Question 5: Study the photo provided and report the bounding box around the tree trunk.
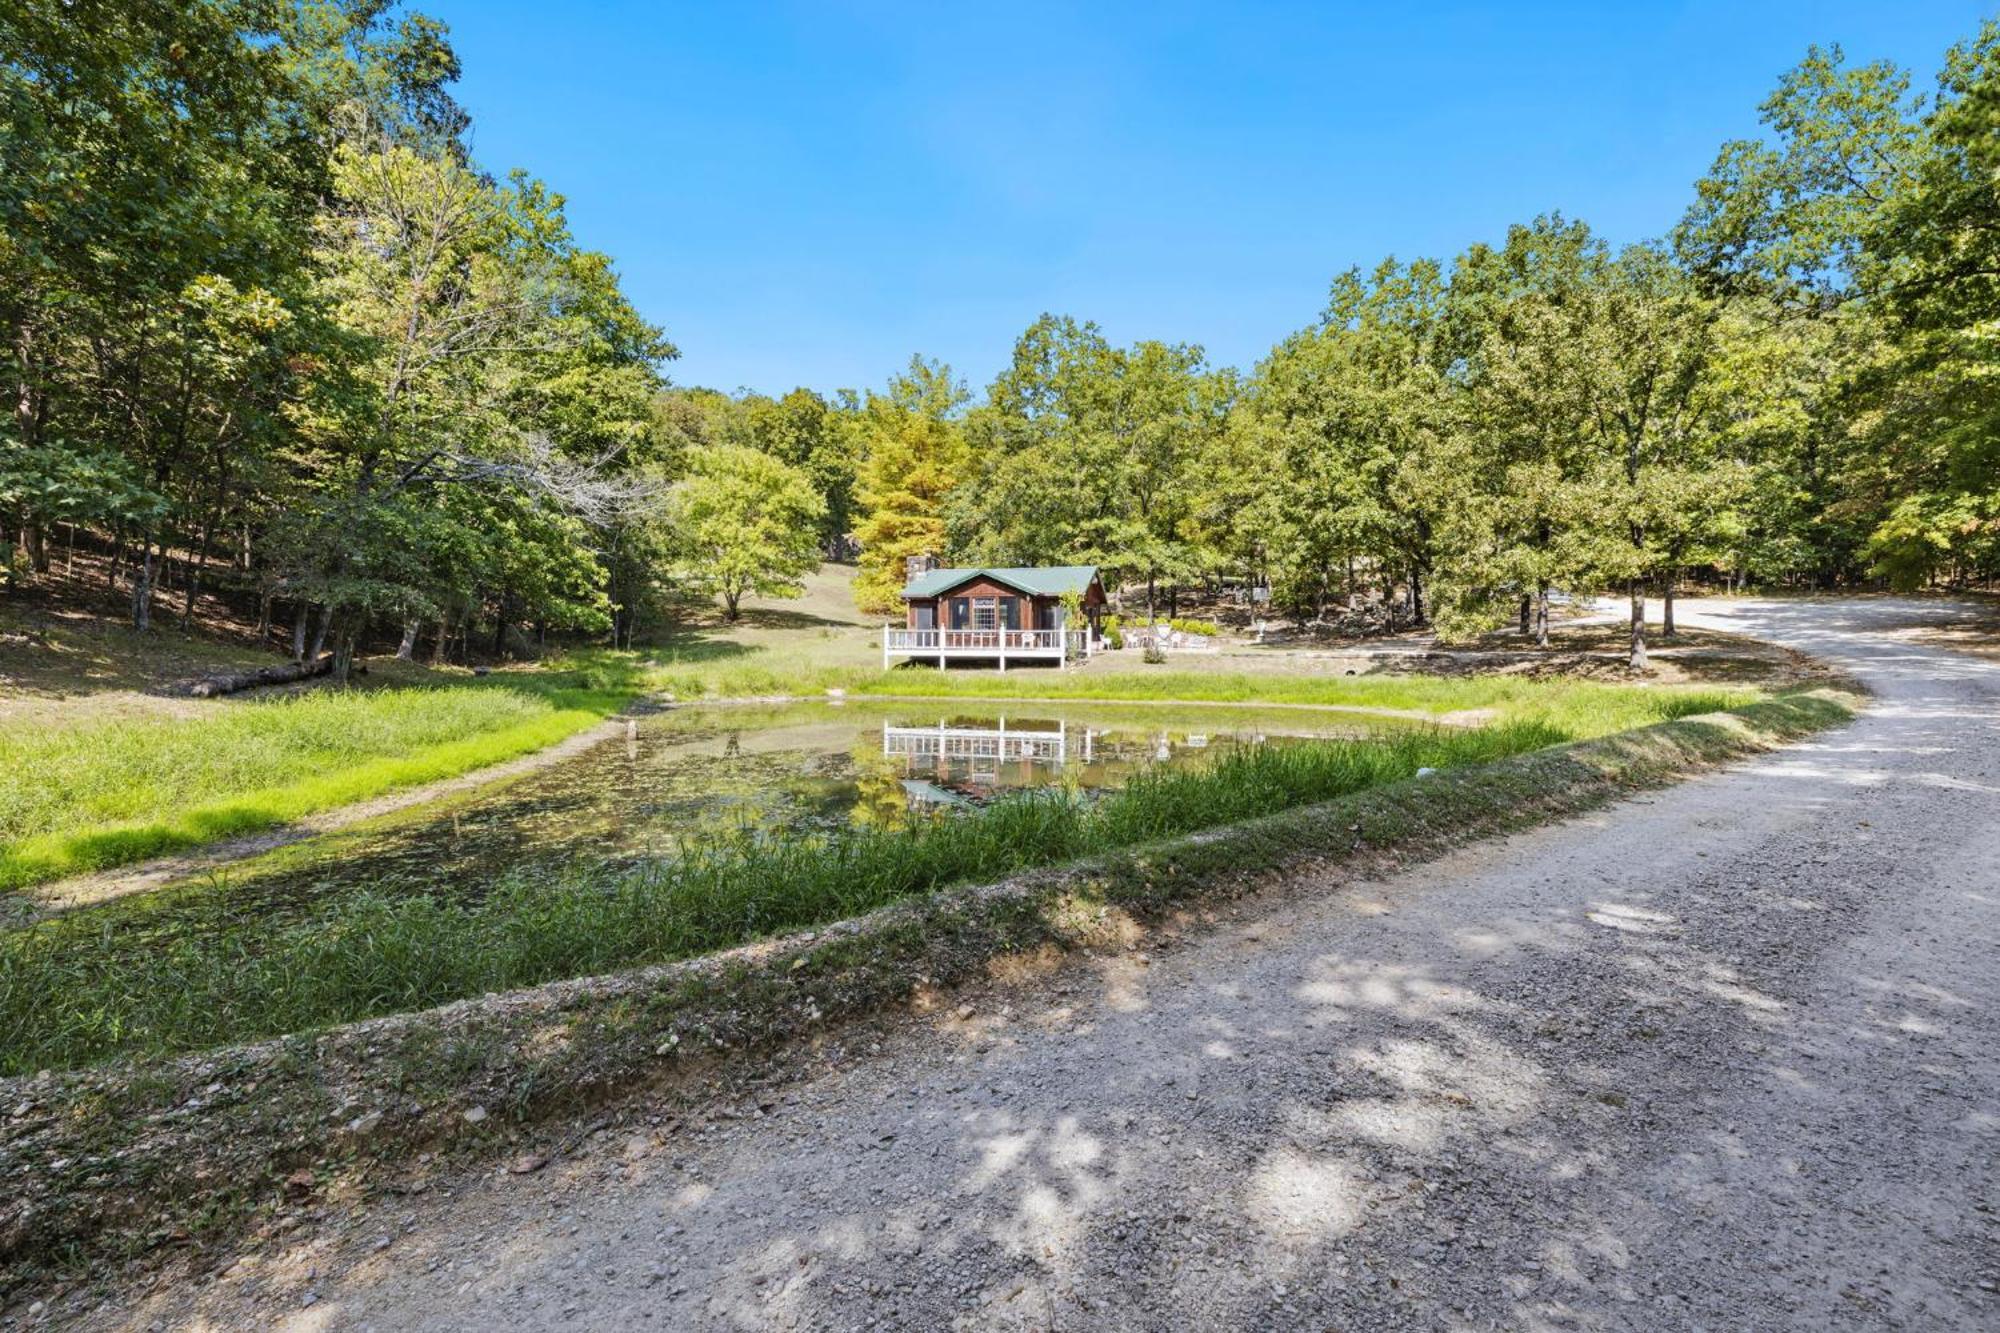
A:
[396,619,420,660]
[1146,574,1156,621]
[1662,574,1677,638]
[432,618,450,666]
[177,654,333,698]
[256,591,273,641]
[14,325,51,579]
[1535,584,1551,648]
[182,522,211,630]
[332,628,356,684]
[1628,581,1648,671]
[1518,594,1531,635]
[722,589,741,622]
[131,540,155,631]
[307,603,333,662]
[292,602,310,662]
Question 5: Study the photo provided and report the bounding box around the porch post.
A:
[882,625,891,670]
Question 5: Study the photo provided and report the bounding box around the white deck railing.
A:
[882,720,1072,763]
[883,626,1091,667]
[885,627,1065,653]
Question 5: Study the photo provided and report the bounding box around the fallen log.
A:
[171,654,335,699]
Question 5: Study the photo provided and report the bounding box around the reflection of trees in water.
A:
[847,741,914,831]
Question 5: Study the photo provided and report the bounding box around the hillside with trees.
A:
[832,24,2000,668]
[4,5,1997,675]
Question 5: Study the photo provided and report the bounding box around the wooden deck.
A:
[882,626,1092,669]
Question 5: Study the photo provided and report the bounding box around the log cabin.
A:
[882,559,1108,669]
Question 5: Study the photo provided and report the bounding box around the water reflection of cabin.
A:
[882,718,1092,769]
[883,717,1091,803]
[882,561,1107,669]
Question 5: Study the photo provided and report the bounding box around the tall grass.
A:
[1,722,1560,1072]
[0,670,637,890]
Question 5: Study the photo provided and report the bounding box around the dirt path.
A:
[86,598,1999,1331]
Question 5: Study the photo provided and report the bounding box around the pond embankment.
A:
[0,686,1855,1291]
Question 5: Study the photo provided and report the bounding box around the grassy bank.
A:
[642,642,878,700]
[0,665,640,891]
[2,722,1560,1073]
[633,636,1759,737]
[855,668,1753,739]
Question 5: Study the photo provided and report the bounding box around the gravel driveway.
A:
[102,597,1999,1332]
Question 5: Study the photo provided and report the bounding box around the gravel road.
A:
[97,597,1999,1332]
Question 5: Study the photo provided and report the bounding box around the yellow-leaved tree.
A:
[851,357,969,615]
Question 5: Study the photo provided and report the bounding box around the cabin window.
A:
[972,598,998,631]
[914,603,936,630]
[1033,603,1054,630]
[949,597,970,629]
[1001,598,1021,631]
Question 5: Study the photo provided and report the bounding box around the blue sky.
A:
[439,1,1990,396]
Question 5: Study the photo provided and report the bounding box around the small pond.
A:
[159,698,1426,922]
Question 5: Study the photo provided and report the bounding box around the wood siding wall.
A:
[904,575,1108,628]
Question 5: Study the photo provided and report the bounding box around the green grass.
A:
[0,664,640,891]
[0,721,1565,1073]
[854,668,1753,740]
[637,560,884,699]
[640,641,879,700]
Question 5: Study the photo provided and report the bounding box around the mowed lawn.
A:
[0,670,637,891]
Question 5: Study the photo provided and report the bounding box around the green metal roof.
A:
[902,565,1099,599]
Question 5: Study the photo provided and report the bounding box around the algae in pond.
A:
[68,701,1414,942]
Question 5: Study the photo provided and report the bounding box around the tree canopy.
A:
[6,7,1997,670]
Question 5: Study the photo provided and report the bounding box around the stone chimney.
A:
[905,552,937,580]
